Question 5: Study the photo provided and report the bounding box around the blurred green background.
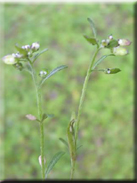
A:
[2,3,134,180]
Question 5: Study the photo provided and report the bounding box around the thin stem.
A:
[27,59,45,179]
[75,48,100,146]
[70,158,76,179]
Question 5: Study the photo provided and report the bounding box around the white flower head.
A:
[108,35,113,40]
[2,55,17,65]
[31,42,40,51]
[12,52,23,59]
[118,39,131,46]
[39,70,47,77]
[101,39,108,47]
[24,45,30,51]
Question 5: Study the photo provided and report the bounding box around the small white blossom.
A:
[108,35,113,40]
[107,69,111,74]
[118,39,131,46]
[31,42,40,51]
[101,39,108,47]
[39,70,47,77]
[2,55,17,65]
[12,52,23,58]
[22,46,25,49]
[24,45,30,51]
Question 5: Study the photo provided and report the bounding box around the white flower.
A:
[24,45,30,51]
[107,69,111,74]
[39,70,47,77]
[108,35,113,40]
[101,39,108,47]
[118,39,131,46]
[31,42,40,51]
[12,52,23,58]
[2,55,17,65]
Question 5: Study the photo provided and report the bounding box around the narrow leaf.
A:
[45,152,65,179]
[105,68,121,74]
[33,48,48,62]
[46,114,54,118]
[92,54,115,70]
[41,113,48,122]
[76,145,83,151]
[87,18,97,38]
[59,138,68,148]
[39,65,67,87]
[15,44,28,56]
[83,35,98,46]
[67,119,76,160]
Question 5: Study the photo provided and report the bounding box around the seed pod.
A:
[113,46,128,56]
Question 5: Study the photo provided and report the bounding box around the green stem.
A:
[27,60,45,179]
[70,157,76,180]
[75,48,100,146]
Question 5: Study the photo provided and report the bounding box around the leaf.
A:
[87,18,97,38]
[76,145,83,151]
[46,114,54,118]
[105,68,121,74]
[41,113,48,122]
[45,151,65,179]
[39,65,67,87]
[41,113,54,122]
[105,40,119,49]
[15,44,28,56]
[26,114,36,121]
[92,54,115,70]
[59,138,68,148]
[67,119,76,161]
[33,48,48,62]
[83,35,98,46]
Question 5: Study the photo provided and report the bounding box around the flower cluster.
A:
[2,42,40,70]
[100,35,131,56]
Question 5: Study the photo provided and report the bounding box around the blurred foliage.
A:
[2,3,134,180]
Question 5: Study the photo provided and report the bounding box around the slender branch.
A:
[75,48,100,146]
[27,59,45,179]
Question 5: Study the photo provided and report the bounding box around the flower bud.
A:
[27,51,33,57]
[12,52,23,59]
[39,70,47,78]
[113,46,128,56]
[108,35,113,40]
[2,55,17,65]
[14,63,23,71]
[22,45,30,51]
[118,39,131,46]
[101,39,108,47]
[31,42,40,51]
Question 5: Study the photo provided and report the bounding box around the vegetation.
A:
[2,3,134,180]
